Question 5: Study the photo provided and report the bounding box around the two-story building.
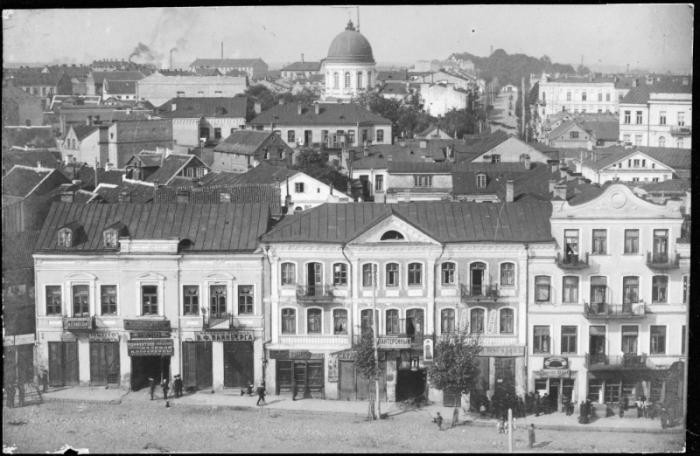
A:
[33,202,271,392]
[527,184,688,411]
[261,201,553,404]
[578,145,690,184]
[537,75,618,117]
[210,130,294,173]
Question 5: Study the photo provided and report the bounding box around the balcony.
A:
[204,312,233,330]
[460,284,499,302]
[296,285,335,304]
[584,302,647,320]
[556,252,590,270]
[646,252,680,270]
[670,126,691,136]
[586,353,657,370]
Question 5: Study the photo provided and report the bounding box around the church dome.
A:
[325,21,375,64]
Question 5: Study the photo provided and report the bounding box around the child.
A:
[528,424,536,448]
[435,412,443,430]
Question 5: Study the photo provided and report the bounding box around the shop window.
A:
[650,326,666,354]
[100,285,117,315]
[386,309,400,335]
[535,276,551,302]
[441,308,455,334]
[588,379,603,402]
[592,229,607,254]
[407,263,422,286]
[624,229,639,254]
[141,285,158,315]
[604,381,621,403]
[562,276,579,303]
[72,285,89,317]
[307,308,322,334]
[651,276,667,303]
[499,308,514,334]
[500,263,514,287]
[533,326,550,353]
[238,285,254,314]
[209,285,227,318]
[46,285,62,315]
[385,263,399,287]
[333,309,347,335]
[362,264,375,287]
[470,308,484,334]
[332,263,347,286]
[183,285,199,316]
[561,326,577,354]
[281,263,296,286]
[441,262,455,285]
[281,308,296,334]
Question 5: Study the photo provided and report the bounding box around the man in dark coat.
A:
[148,377,156,400]
[535,392,542,417]
[161,378,169,401]
[528,424,536,448]
[256,382,266,406]
[173,375,183,398]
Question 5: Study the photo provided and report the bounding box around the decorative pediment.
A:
[553,184,682,219]
[348,213,440,245]
[204,272,235,281]
[136,272,166,281]
[65,272,97,281]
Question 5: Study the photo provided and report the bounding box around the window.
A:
[376,129,384,142]
[414,175,432,188]
[287,130,295,143]
[561,326,577,354]
[652,276,667,303]
[634,135,642,146]
[386,309,400,335]
[470,308,484,334]
[380,230,404,240]
[624,111,631,124]
[624,229,639,254]
[307,308,322,333]
[333,72,339,89]
[683,276,689,304]
[361,308,376,334]
[491,154,501,163]
[375,175,383,191]
[636,111,643,124]
[238,285,254,314]
[564,229,579,261]
[294,182,304,193]
[566,92,572,101]
[183,285,199,316]
[333,309,347,334]
[103,229,118,248]
[347,130,355,145]
[58,229,73,248]
[650,326,666,354]
[385,263,399,287]
[210,285,227,318]
[659,111,666,125]
[535,276,550,302]
[581,92,587,101]
[281,309,296,334]
[533,326,550,353]
[357,72,363,89]
[344,72,351,89]
[321,130,329,144]
[214,128,222,139]
[592,229,607,254]
[677,112,685,126]
[141,285,158,315]
[100,285,117,315]
[606,93,611,102]
[367,72,371,88]
[362,264,375,287]
[633,159,640,167]
[46,285,62,315]
[621,326,638,354]
[597,92,602,102]
[476,173,487,189]
[441,308,455,334]
[658,136,666,147]
[499,308,514,334]
[623,134,630,143]
[332,263,347,286]
[441,262,455,285]
[500,263,515,287]
[570,131,579,139]
[653,229,669,262]
[72,285,89,317]
[281,263,296,286]
[590,276,607,306]
[562,276,579,303]
[408,263,422,286]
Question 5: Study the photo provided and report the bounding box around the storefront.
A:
[125,319,173,391]
[186,330,256,390]
[533,356,577,411]
[335,349,389,402]
[586,368,667,404]
[3,334,36,386]
[89,330,121,386]
[470,345,526,410]
[270,350,325,398]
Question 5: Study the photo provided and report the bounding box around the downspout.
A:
[341,243,354,340]
[177,253,183,378]
[523,242,530,395]
[261,244,274,383]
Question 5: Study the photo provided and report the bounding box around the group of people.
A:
[475,390,563,420]
[148,375,183,401]
[578,399,597,424]
[4,382,26,408]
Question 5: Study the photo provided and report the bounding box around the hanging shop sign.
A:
[195,331,254,342]
[268,350,324,360]
[377,336,412,349]
[543,356,569,370]
[127,338,174,356]
[61,332,78,342]
[63,317,93,331]
[124,319,171,331]
[327,355,339,383]
[479,345,525,357]
[130,331,172,339]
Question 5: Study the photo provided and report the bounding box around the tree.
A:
[353,330,381,420]
[427,331,482,401]
[438,109,478,139]
[576,65,591,76]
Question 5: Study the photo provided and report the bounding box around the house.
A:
[189,58,268,80]
[618,81,692,149]
[419,83,469,117]
[414,125,454,140]
[578,145,690,185]
[102,79,137,101]
[136,73,248,107]
[376,69,410,86]
[211,130,294,173]
[260,200,553,402]
[535,74,618,118]
[154,97,248,152]
[33,202,271,390]
[382,162,454,203]
[457,131,555,165]
[2,149,62,175]
[123,152,209,186]
[91,181,156,204]
[248,102,392,149]
[153,184,282,215]
[98,119,174,168]
[412,69,478,92]
[51,104,153,136]
[4,69,73,108]
[378,81,411,103]
[59,124,100,164]
[546,114,619,149]
[280,60,322,81]
[85,71,145,97]
[2,85,44,127]
[528,183,688,409]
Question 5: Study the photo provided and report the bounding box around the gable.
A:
[287,172,351,199]
[601,151,674,173]
[551,122,590,140]
[474,137,552,163]
[553,184,682,219]
[348,214,440,246]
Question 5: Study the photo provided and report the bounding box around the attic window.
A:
[219,192,231,203]
[58,228,73,247]
[476,173,487,190]
[103,229,119,248]
[380,230,405,241]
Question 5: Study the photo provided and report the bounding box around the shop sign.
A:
[328,355,339,383]
[89,330,120,342]
[127,339,174,356]
[195,331,254,342]
[3,334,36,346]
[124,319,171,331]
[130,331,172,339]
[61,332,77,342]
[543,356,569,370]
[479,345,525,357]
[534,369,574,379]
[63,317,93,331]
[268,350,323,360]
[377,336,412,349]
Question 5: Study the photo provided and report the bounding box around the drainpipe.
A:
[262,245,274,385]
[341,244,354,343]
[524,242,530,396]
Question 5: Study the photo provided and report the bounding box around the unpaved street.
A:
[2,400,685,453]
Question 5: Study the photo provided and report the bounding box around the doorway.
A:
[131,355,170,391]
[182,341,212,390]
[90,341,120,385]
[223,341,254,388]
[48,341,79,387]
[304,130,313,146]
[548,379,560,410]
[470,263,486,296]
[396,368,426,402]
[307,262,322,296]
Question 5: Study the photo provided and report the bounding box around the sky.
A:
[2,5,694,73]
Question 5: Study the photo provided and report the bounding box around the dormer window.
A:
[58,228,73,247]
[103,222,128,248]
[380,230,405,241]
[476,173,487,189]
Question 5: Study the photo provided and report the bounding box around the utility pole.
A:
[521,77,526,140]
[507,408,513,452]
[371,264,381,420]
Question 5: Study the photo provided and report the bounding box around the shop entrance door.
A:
[396,369,426,402]
[131,356,170,391]
[90,341,120,385]
[48,341,79,386]
[182,341,212,390]
[293,361,309,398]
[223,341,254,388]
[338,360,355,400]
[548,379,560,411]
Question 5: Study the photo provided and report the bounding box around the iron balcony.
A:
[460,284,500,302]
[586,353,657,370]
[556,252,590,270]
[646,252,680,270]
[296,284,335,303]
[584,302,647,320]
[670,126,691,137]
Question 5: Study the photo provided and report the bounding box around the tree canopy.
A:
[427,331,482,395]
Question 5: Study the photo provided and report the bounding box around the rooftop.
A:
[620,81,692,104]
[2,166,57,198]
[250,102,391,127]
[154,184,281,213]
[213,130,277,156]
[281,61,322,72]
[581,145,691,171]
[190,58,267,68]
[155,96,247,118]
[90,71,145,84]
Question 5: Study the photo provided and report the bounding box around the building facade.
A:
[136,73,248,107]
[537,75,618,117]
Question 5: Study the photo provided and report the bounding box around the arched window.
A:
[441,262,456,285]
[281,308,296,334]
[344,72,351,89]
[470,262,486,296]
[307,308,322,334]
[408,263,422,286]
[281,262,296,285]
[333,309,348,334]
[357,72,363,89]
[500,308,514,334]
[386,263,399,287]
[386,309,400,335]
[658,136,666,147]
[333,72,339,89]
[441,308,455,334]
[361,308,376,334]
[380,230,404,240]
[500,262,515,287]
[367,72,372,88]
[470,308,484,334]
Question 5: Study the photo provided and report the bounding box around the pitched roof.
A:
[582,146,691,171]
[457,130,511,158]
[2,166,54,198]
[621,81,692,104]
[144,154,207,185]
[250,103,391,126]
[262,201,553,244]
[104,79,136,94]
[71,124,99,141]
[213,130,274,156]
[190,58,266,67]
[59,165,126,189]
[90,71,145,84]
[154,184,281,213]
[228,162,297,185]
[377,69,409,82]
[380,82,408,95]
[7,70,63,86]
[35,202,271,253]
[199,171,247,187]
[93,182,155,204]
[387,161,453,174]
[156,96,247,118]
[578,118,619,141]
[281,61,321,72]
[2,126,57,150]
[2,149,61,171]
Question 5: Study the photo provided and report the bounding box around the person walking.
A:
[148,377,156,400]
[528,424,536,448]
[161,377,169,401]
[451,407,459,428]
[435,412,443,431]
[256,382,266,406]
[173,375,183,398]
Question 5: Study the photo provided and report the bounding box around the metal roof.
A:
[250,103,391,127]
[156,96,247,119]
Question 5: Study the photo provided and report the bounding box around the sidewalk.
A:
[39,387,683,434]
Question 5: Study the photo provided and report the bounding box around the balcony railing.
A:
[586,353,658,370]
[460,284,499,301]
[646,252,680,270]
[670,126,691,136]
[556,252,590,269]
[296,285,335,303]
[584,302,646,319]
[352,330,426,346]
[204,312,233,330]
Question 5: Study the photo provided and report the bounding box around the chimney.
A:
[505,180,514,202]
[254,102,261,115]
[314,103,320,115]
[548,179,557,193]
[301,53,304,63]
[553,183,567,201]
[297,103,302,115]
[87,115,93,126]
[60,191,74,203]
[547,159,559,174]
[118,190,131,203]
[176,189,189,203]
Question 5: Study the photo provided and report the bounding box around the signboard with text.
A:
[543,356,569,370]
[127,339,174,356]
[377,336,412,349]
[63,317,93,331]
[268,350,324,360]
[195,331,254,342]
[124,319,171,331]
[479,345,525,357]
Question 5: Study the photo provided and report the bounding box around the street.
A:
[3,400,685,453]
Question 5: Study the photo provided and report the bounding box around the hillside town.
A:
[2,5,691,454]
